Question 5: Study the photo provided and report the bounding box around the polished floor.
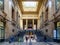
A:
[0,42,60,45]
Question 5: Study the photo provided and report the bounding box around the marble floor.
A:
[0,42,60,45]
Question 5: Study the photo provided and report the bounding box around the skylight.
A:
[22,1,38,12]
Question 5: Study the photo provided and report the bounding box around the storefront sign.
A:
[57,22,60,27]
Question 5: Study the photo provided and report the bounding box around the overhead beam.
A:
[17,0,44,14]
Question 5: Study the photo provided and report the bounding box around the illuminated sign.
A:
[57,22,60,27]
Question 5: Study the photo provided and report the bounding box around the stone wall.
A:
[39,0,56,38]
[4,0,21,39]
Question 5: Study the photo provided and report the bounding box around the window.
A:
[12,29,14,32]
[23,19,26,29]
[0,0,4,10]
[49,0,52,8]
[40,12,43,24]
[45,7,48,22]
[16,11,18,22]
[46,29,48,32]
[55,0,60,10]
[12,7,15,21]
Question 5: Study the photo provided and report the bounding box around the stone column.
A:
[33,19,34,29]
[20,19,23,30]
[26,19,28,29]
[37,19,40,29]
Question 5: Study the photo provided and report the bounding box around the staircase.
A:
[7,30,53,42]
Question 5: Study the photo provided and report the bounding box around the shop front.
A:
[54,21,60,42]
[56,22,60,41]
[0,21,5,42]
[0,11,6,42]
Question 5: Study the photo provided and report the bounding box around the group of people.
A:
[24,35,37,42]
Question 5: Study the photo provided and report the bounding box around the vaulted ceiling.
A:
[17,0,44,14]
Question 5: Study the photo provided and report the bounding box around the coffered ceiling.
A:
[17,0,44,14]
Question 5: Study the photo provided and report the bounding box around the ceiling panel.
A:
[22,1,38,12]
[17,0,44,14]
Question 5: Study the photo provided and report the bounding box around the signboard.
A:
[57,22,60,27]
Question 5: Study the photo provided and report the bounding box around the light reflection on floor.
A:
[0,42,60,45]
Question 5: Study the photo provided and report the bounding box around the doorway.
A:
[23,19,26,30]
[28,19,33,29]
[34,19,37,30]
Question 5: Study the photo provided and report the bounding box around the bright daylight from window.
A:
[22,1,38,12]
